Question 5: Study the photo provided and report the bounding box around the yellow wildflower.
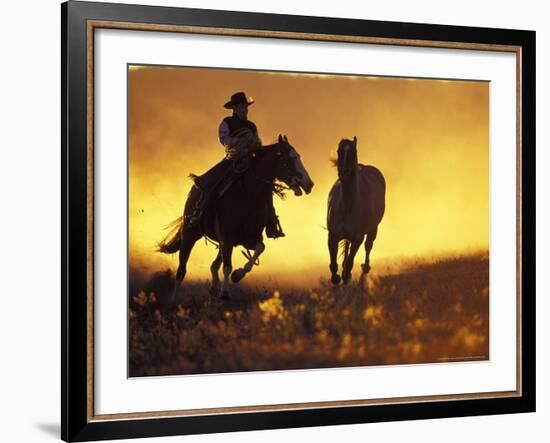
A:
[338,334,353,360]
[133,291,147,306]
[316,330,328,343]
[258,291,287,323]
[366,275,379,292]
[414,318,427,329]
[363,305,383,327]
[176,304,185,319]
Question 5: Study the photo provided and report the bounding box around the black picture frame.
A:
[62,1,536,441]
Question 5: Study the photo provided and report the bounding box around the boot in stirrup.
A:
[266,213,285,239]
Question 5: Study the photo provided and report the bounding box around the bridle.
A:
[241,142,301,193]
[274,142,301,188]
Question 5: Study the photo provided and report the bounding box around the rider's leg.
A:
[265,192,285,238]
[187,189,208,226]
[188,159,230,226]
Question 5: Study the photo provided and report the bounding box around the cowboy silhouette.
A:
[188,92,285,238]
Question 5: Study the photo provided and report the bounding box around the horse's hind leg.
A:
[220,241,233,300]
[231,241,265,283]
[362,227,378,275]
[172,228,200,304]
[328,231,341,285]
[342,239,362,285]
[209,250,222,296]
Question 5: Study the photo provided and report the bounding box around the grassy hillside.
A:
[129,253,489,376]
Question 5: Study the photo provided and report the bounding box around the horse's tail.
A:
[157,216,184,254]
[338,239,350,260]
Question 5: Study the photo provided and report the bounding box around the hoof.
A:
[220,290,231,301]
[342,272,351,285]
[361,263,371,274]
[331,274,341,285]
[208,285,220,297]
[231,268,246,283]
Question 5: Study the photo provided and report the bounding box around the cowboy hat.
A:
[224,91,254,109]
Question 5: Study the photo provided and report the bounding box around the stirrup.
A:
[266,217,285,239]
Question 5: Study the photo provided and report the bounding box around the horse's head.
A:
[337,137,358,180]
[273,134,314,196]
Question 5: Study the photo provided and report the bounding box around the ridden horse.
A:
[327,137,385,285]
[159,135,314,301]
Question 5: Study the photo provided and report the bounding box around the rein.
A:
[246,144,291,194]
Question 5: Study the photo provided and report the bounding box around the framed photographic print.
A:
[61,1,536,441]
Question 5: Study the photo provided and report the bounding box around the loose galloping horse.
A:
[159,135,314,301]
[327,137,385,285]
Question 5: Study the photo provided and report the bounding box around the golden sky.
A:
[128,65,489,281]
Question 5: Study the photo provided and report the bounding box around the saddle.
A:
[192,154,252,200]
[186,132,260,225]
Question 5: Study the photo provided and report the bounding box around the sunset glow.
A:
[128,65,489,282]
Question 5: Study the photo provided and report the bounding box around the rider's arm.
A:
[219,121,237,148]
[251,123,261,147]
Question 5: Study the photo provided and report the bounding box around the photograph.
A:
[57,1,537,440]
[127,64,490,377]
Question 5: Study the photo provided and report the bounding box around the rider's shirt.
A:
[218,115,258,149]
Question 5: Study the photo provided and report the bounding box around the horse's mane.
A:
[187,144,289,199]
[255,143,288,200]
[272,182,287,199]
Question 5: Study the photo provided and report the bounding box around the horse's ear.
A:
[278,134,283,143]
[353,136,357,148]
[283,135,288,142]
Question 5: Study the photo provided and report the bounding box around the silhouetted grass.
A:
[128,252,489,376]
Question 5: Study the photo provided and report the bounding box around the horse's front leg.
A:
[172,227,200,304]
[342,238,363,285]
[220,241,233,300]
[231,241,265,283]
[362,226,378,274]
[328,231,341,285]
[209,250,222,296]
